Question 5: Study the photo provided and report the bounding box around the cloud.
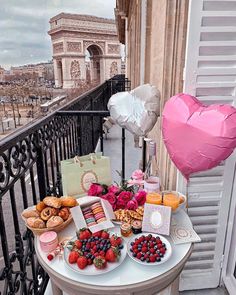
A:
[0,0,116,69]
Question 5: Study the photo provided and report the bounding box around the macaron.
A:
[88,222,97,226]
[92,207,104,215]
[82,207,92,214]
[91,202,101,211]
[97,217,106,223]
[84,212,94,219]
[85,217,96,224]
[94,212,105,220]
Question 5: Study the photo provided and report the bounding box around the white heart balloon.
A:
[107,84,160,136]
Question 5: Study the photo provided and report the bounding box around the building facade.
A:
[115,0,188,190]
[116,1,236,294]
[10,61,54,80]
[48,13,122,89]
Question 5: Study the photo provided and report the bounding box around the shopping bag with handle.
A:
[61,153,112,197]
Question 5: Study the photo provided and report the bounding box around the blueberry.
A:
[146,251,150,255]
[119,244,124,249]
[107,243,111,248]
[100,245,103,250]
[148,234,152,238]
[157,250,160,254]
[130,248,133,252]
[103,247,107,251]
[133,253,137,257]
[131,242,134,246]
[95,237,99,240]
[140,257,145,261]
[156,257,161,262]
[85,247,90,251]
[146,258,150,263]
[159,253,163,258]
[91,255,95,260]
[84,239,87,243]
[163,243,166,247]
[154,245,158,250]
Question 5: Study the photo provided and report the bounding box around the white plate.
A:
[127,233,172,266]
[63,233,127,276]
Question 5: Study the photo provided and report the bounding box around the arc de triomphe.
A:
[48,13,121,88]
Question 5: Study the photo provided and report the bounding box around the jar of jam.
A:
[120,222,132,237]
[131,220,142,234]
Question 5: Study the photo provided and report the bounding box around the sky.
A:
[0,0,116,70]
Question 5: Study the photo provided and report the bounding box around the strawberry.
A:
[68,251,79,264]
[110,234,122,247]
[105,246,120,262]
[150,256,156,263]
[77,228,91,240]
[101,230,109,239]
[99,250,105,257]
[74,240,82,249]
[141,247,148,253]
[77,256,88,269]
[87,258,93,265]
[136,252,142,260]
[93,255,107,269]
[92,230,102,238]
[150,248,155,254]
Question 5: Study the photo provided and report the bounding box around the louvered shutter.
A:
[178,0,236,290]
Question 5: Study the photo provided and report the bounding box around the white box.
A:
[70,196,115,233]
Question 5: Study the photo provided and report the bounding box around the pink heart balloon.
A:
[162,93,236,179]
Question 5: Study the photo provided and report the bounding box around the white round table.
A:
[35,210,193,295]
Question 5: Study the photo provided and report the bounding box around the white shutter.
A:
[179,0,236,290]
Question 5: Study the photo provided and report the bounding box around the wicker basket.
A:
[21,206,73,235]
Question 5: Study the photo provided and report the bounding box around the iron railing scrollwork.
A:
[0,76,130,295]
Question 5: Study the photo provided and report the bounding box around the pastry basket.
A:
[21,206,73,235]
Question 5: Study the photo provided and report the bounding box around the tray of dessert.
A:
[127,233,172,265]
[64,229,127,275]
[21,196,78,235]
[113,207,144,225]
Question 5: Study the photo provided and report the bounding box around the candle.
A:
[146,192,162,205]
[163,192,180,211]
[39,231,58,253]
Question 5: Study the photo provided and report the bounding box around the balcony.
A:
[0,76,133,295]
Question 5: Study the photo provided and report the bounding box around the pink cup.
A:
[39,231,58,253]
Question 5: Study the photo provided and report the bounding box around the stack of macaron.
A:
[91,202,106,224]
[82,207,97,226]
[82,201,107,227]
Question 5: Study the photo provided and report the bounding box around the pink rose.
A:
[134,190,147,206]
[126,199,138,210]
[116,197,127,209]
[108,185,120,195]
[132,169,144,180]
[118,191,133,204]
[102,193,116,205]
[87,183,103,196]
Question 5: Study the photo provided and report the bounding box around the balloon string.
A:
[186,180,189,215]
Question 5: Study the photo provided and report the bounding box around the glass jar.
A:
[146,192,162,205]
[120,222,132,237]
[163,191,180,211]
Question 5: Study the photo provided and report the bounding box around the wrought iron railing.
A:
[0,76,130,295]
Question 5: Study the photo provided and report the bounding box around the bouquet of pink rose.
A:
[88,171,147,211]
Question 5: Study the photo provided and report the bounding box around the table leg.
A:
[169,276,180,295]
[51,280,63,295]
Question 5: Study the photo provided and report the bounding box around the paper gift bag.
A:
[61,153,112,197]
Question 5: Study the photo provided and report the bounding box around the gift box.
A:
[70,196,115,233]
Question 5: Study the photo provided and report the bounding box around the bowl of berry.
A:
[127,233,172,265]
[63,228,127,275]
